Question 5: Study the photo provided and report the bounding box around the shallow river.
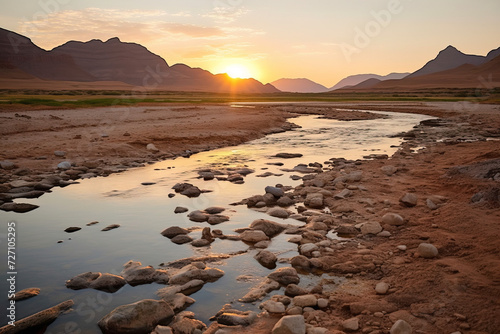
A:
[0,108,431,332]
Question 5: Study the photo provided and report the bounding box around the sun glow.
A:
[224,64,252,79]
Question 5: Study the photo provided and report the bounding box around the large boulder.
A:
[254,250,277,269]
[98,299,174,334]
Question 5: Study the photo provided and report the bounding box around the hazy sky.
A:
[1,0,499,86]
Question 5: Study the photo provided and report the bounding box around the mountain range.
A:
[0,27,278,93]
[1,26,499,93]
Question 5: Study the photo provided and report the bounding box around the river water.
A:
[0,108,431,332]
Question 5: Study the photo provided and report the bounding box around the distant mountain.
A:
[342,53,500,91]
[329,72,409,90]
[408,45,488,78]
[270,78,329,93]
[0,27,279,93]
[341,78,382,90]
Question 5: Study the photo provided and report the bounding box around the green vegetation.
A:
[0,87,498,108]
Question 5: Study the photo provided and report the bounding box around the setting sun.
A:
[225,64,252,79]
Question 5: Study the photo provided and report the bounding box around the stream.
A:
[0,108,431,332]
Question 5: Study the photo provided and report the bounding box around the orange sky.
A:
[1,0,499,87]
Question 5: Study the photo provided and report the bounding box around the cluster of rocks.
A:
[197,167,255,184]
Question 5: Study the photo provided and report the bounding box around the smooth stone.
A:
[171,235,193,245]
[57,161,72,170]
[378,231,392,237]
[272,315,306,334]
[0,160,16,170]
[207,214,229,225]
[204,206,225,214]
[381,213,405,226]
[265,186,285,198]
[267,207,290,219]
[390,319,412,334]
[317,298,328,308]
[0,202,39,213]
[342,317,359,331]
[147,143,160,152]
[255,250,277,269]
[375,282,390,295]
[399,193,418,207]
[293,295,317,307]
[274,153,303,159]
[64,227,81,233]
[299,243,319,256]
[250,219,286,237]
[417,243,439,258]
[174,206,189,214]
[360,221,383,235]
[161,226,188,238]
[285,284,308,297]
[260,300,286,313]
[191,239,211,247]
[188,210,209,222]
[268,267,300,285]
[98,299,173,334]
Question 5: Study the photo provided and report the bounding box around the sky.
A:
[1,0,499,87]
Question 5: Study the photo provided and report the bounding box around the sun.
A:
[225,64,252,79]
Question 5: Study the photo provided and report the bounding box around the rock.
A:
[227,173,244,182]
[285,284,308,297]
[260,300,286,313]
[0,202,39,213]
[10,287,40,301]
[397,245,407,251]
[417,243,439,258]
[342,317,359,331]
[336,225,359,236]
[64,227,81,233]
[272,315,306,334]
[91,273,127,292]
[66,272,126,293]
[0,300,74,333]
[290,255,311,269]
[268,207,290,219]
[360,221,383,235]
[375,282,390,295]
[204,206,225,214]
[265,186,285,198]
[181,186,201,198]
[170,312,206,334]
[293,295,317,307]
[101,224,120,231]
[381,165,398,176]
[317,298,328,308]
[390,319,412,334]
[239,279,280,302]
[201,227,213,242]
[254,250,277,269]
[381,213,405,226]
[255,240,271,248]
[171,235,194,245]
[152,325,173,334]
[305,193,324,209]
[161,226,188,239]
[250,219,286,237]
[274,153,303,159]
[174,206,189,214]
[147,143,160,152]
[57,161,72,170]
[286,306,303,315]
[240,230,269,243]
[378,230,392,237]
[54,150,66,157]
[426,198,438,210]
[121,261,168,286]
[207,214,229,225]
[0,160,16,170]
[399,193,418,207]
[98,299,174,334]
[269,267,300,285]
[168,264,224,285]
[334,189,352,199]
[191,239,211,247]
[188,210,209,222]
[277,196,295,207]
[216,311,257,326]
[156,280,205,300]
[299,243,319,257]
[200,172,215,180]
